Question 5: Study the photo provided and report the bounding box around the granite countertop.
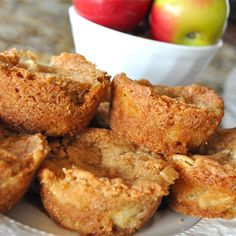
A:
[0,0,235,93]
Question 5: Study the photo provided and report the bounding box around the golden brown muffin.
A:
[110,73,224,155]
[0,49,110,136]
[169,128,236,219]
[39,128,178,236]
[0,125,49,212]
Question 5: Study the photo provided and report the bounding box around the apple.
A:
[149,0,228,46]
[73,0,152,32]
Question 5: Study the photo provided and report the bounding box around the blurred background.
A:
[0,0,235,93]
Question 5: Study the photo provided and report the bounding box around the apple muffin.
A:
[39,128,178,236]
[169,128,236,219]
[0,49,110,136]
[109,74,224,155]
[0,124,49,212]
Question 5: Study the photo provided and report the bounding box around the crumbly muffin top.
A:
[0,124,49,185]
[170,152,236,194]
[43,128,178,201]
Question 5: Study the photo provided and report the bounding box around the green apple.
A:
[150,0,228,46]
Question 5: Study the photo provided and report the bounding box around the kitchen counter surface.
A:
[0,0,235,93]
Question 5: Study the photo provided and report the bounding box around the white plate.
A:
[1,199,199,236]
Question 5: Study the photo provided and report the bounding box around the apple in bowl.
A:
[73,0,152,32]
[150,0,229,46]
[69,0,228,85]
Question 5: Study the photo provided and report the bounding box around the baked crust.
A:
[109,74,224,155]
[0,124,49,212]
[39,128,178,235]
[169,128,236,219]
[0,49,110,136]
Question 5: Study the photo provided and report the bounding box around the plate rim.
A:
[0,212,202,236]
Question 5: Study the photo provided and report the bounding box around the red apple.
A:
[73,0,152,32]
[150,0,228,46]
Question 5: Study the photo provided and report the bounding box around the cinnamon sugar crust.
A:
[109,74,224,155]
[0,124,49,212]
[0,49,110,136]
[39,128,178,235]
[169,128,236,219]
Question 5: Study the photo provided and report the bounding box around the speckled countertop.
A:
[0,0,235,93]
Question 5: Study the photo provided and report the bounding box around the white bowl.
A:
[69,6,222,85]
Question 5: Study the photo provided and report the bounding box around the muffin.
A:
[110,74,224,155]
[39,128,178,236]
[0,124,49,212]
[169,128,236,219]
[0,49,110,136]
